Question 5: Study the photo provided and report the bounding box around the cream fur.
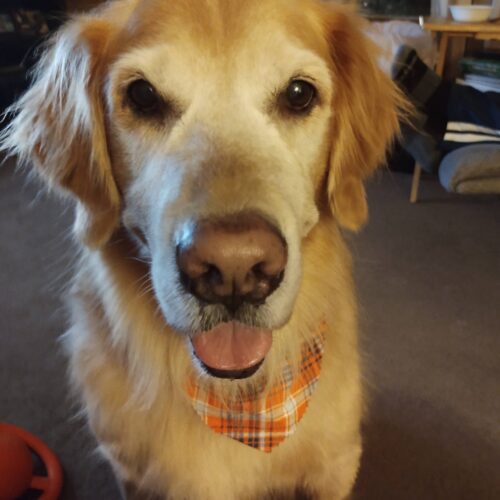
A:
[0,1,404,498]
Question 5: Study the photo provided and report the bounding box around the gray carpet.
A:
[1,161,499,499]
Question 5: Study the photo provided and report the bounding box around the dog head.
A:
[1,0,402,379]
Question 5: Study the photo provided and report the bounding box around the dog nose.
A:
[177,213,287,309]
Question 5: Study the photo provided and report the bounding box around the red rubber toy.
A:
[0,423,63,500]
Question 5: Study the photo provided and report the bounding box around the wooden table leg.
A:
[435,32,449,77]
[410,163,422,203]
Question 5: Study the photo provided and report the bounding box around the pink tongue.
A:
[192,322,273,371]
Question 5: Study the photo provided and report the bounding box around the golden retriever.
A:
[1,0,403,498]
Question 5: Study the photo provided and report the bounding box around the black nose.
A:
[176,213,287,311]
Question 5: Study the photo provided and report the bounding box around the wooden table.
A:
[409,17,500,203]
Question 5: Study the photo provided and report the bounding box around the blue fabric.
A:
[439,144,500,194]
[400,122,441,173]
[443,86,500,152]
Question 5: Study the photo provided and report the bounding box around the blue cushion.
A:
[439,144,500,194]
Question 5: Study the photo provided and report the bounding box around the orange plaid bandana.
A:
[186,323,326,453]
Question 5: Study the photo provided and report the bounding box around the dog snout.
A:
[177,213,287,310]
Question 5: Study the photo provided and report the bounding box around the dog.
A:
[1,0,403,498]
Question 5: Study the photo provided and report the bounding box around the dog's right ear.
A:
[323,8,406,232]
[0,16,120,248]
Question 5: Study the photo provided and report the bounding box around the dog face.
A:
[109,2,334,345]
[1,0,401,377]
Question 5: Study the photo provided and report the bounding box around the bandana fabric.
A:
[186,323,326,453]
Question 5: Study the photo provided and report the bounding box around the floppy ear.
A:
[0,16,120,248]
[325,10,405,231]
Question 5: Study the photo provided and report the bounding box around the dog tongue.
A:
[192,322,272,371]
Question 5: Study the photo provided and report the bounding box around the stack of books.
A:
[458,55,500,93]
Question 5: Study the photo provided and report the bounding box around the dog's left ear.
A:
[325,9,405,231]
[0,16,120,248]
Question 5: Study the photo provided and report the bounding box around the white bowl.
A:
[449,5,493,23]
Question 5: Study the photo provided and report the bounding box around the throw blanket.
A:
[443,85,500,153]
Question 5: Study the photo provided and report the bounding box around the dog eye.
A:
[284,80,317,113]
[127,79,162,114]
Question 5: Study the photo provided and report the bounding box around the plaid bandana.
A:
[186,323,326,453]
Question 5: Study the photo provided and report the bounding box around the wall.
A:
[66,0,359,13]
[65,0,103,11]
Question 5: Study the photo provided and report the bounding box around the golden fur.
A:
[1,1,404,498]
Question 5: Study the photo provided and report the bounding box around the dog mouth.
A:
[191,321,273,379]
[199,359,266,380]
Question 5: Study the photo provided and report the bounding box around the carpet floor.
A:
[1,161,499,500]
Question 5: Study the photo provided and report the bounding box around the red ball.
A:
[0,429,33,499]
